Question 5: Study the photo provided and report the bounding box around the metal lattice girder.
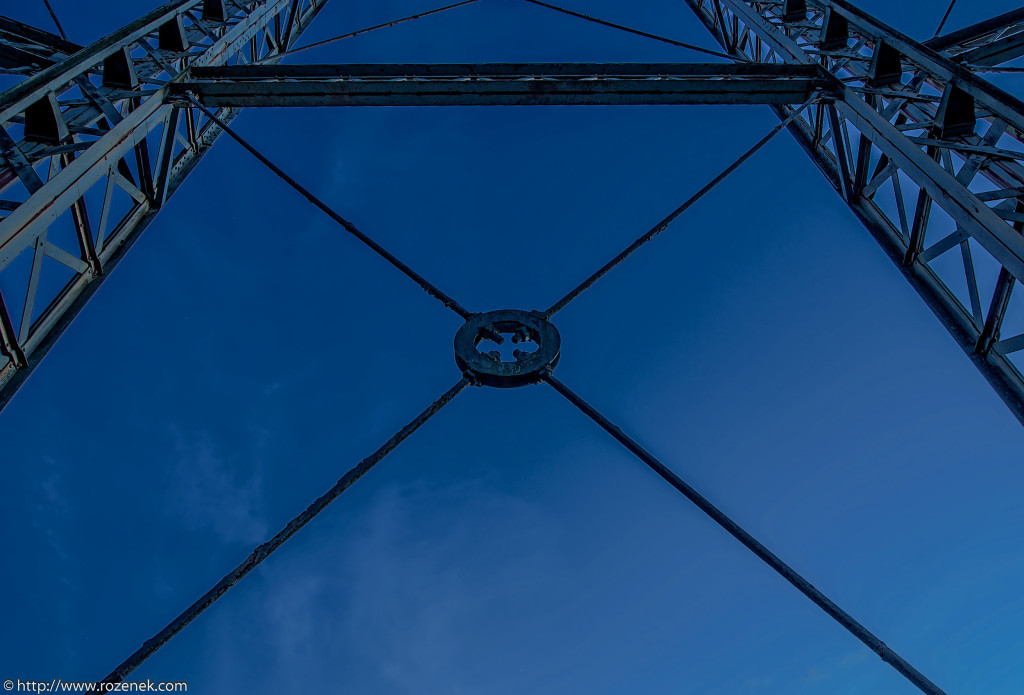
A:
[4,0,1024,431]
[0,0,328,411]
[173,62,835,106]
[925,7,1024,68]
[0,15,82,75]
[684,0,1024,426]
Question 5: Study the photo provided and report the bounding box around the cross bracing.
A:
[5,1,1024,424]
[1,0,1023,692]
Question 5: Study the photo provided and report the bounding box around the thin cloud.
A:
[165,428,269,545]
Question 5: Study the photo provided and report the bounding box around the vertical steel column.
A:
[0,0,329,411]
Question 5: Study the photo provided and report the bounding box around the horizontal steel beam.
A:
[172,63,835,107]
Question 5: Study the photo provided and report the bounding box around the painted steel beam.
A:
[0,0,328,411]
[925,8,1024,67]
[174,62,835,106]
[684,0,1024,426]
[5,0,1024,432]
[0,15,82,73]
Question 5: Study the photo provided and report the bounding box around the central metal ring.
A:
[454,310,560,387]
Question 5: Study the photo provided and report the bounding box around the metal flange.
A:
[454,310,560,387]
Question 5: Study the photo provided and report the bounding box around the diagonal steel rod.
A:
[256,0,485,65]
[543,373,949,695]
[100,376,471,686]
[933,0,959,38]
[544,95,816,317]
[184,95,473,319]
[521,0,746,63]
[41,0,70,42]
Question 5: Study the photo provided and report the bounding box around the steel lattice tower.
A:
[2,1,1024,692]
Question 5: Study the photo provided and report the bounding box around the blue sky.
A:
[2,1,1023,693]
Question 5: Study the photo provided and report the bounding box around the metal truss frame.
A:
[0,15,82,74]
[0,0,327,410]
[3,1,1024,424]
[685,0,1024,425]
[924,7,1024,68]
[3,1,1024,694]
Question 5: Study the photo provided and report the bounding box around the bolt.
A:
[511,325,534,344]
[479,326,504,344]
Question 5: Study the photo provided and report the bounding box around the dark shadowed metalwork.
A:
[4,0,1024,692]
[455,309,560,387]
[925,7,1024,68]
[684,0,1024,426]
[0,15,80,74]
[0,0,330,411]
[39,0,69,43]
[174,62,834,106]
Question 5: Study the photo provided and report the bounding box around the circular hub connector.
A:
[454,310,560,387]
